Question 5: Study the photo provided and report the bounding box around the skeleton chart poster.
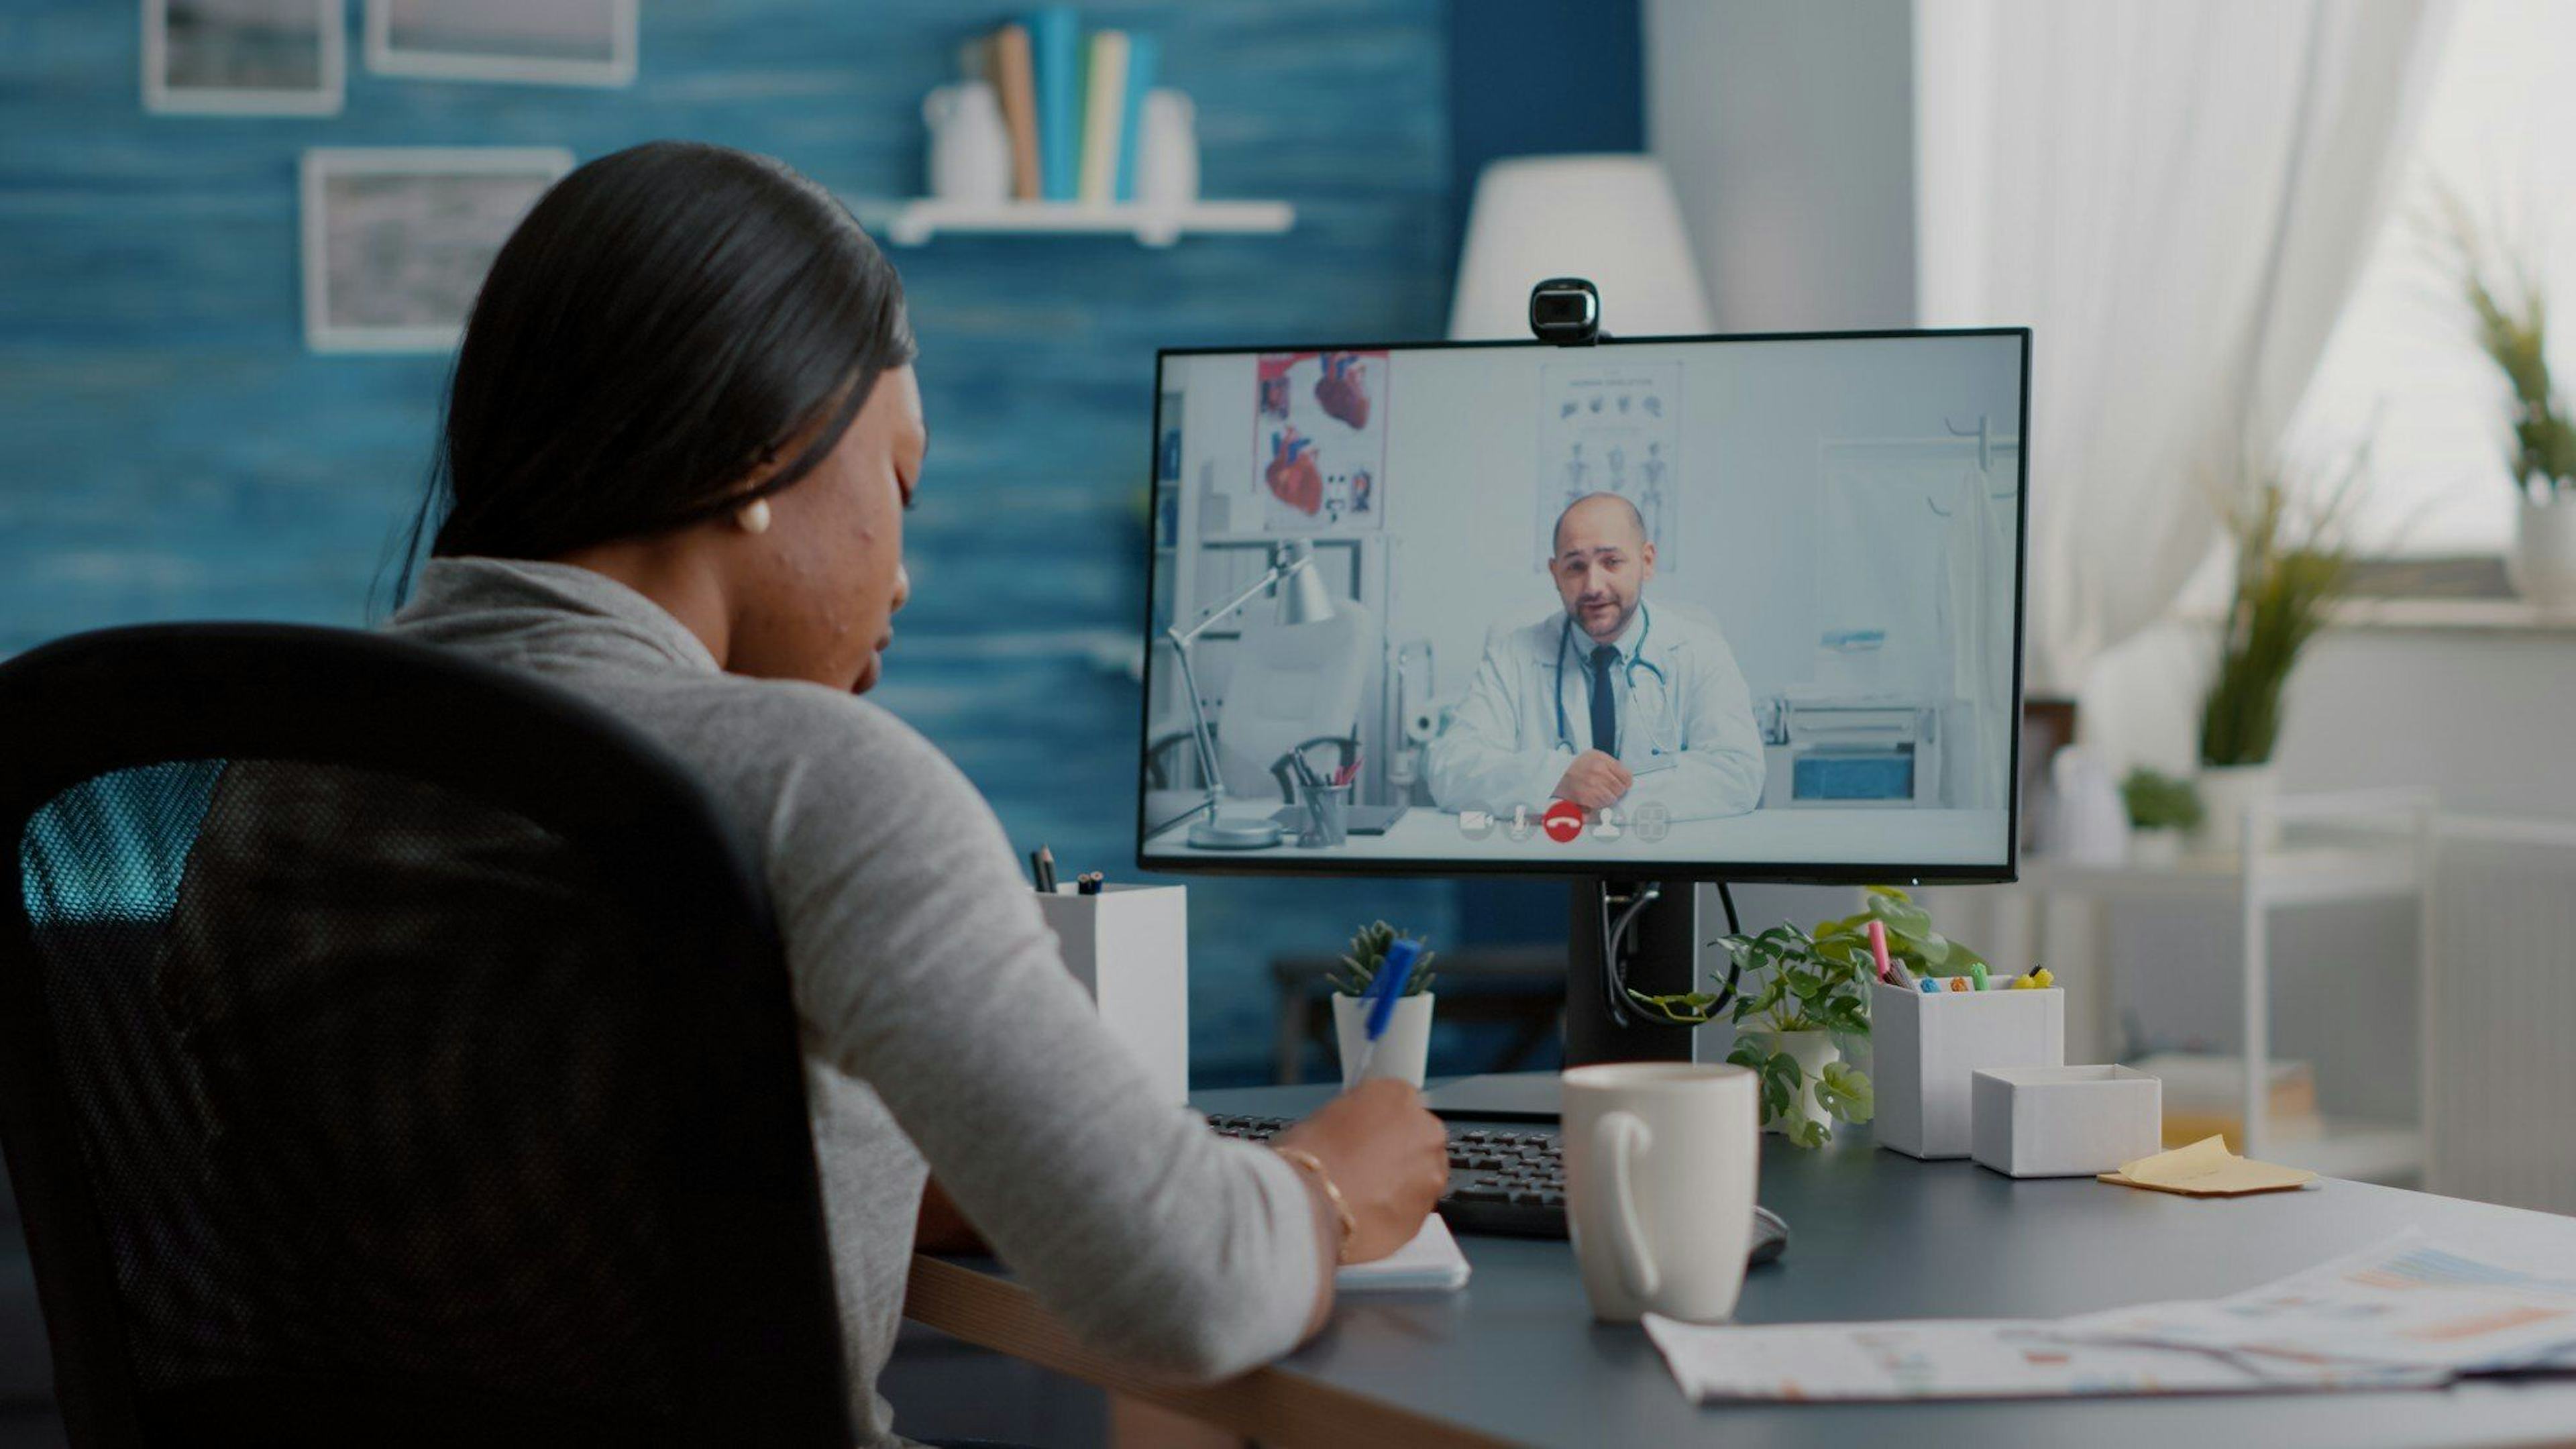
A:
[1255,350,1388,534]
[1534,359,1681,569]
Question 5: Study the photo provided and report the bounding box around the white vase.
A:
[2510,490,2576,614]
[1741,1028,1838,1136]
[1333,992,1434,1088]
[2194,762,2279,856]
[923,80,1012,203]
[1136,89,1199,209]
[2043,745,2128,865]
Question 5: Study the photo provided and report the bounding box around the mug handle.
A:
[1587,1110,1660,1300]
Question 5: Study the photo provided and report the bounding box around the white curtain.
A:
[1915,0,2455,692]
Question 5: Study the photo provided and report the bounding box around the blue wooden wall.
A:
[0,0,1477,1083]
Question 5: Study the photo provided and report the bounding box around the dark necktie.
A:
[1589,644,1619,757]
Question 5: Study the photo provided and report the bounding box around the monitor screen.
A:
[1136,329,2028,881]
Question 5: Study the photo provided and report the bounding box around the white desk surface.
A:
[1143,798,2010,869]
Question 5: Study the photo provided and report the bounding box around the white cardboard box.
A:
[1036,883,1189,1104]
[1872,982,2063,1159]
[1972,1065,2163,1177]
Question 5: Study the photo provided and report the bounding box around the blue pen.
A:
[1351,937,1421,1085]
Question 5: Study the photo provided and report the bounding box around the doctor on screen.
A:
[1426,493,1764,822]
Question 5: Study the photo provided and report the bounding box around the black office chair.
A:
[0,624,853,1446]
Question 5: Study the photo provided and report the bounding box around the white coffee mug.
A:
[1561,1062,1759,1323]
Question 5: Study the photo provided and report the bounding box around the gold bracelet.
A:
[1271,1146,1357,1263]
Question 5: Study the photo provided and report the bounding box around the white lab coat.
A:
[1426,601,1765,822]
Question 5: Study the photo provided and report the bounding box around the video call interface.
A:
[1139,331,2028,872]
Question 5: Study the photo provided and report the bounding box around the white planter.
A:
[1741,1028,1838,1136]
[1334,992,1434,1087]
[1873,982,2066,1159]
[2511,491,2576,614]
[2194,762,2279,856]
[2127,828,2184,869]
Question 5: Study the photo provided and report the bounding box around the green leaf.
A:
[1725,1038,1769,1071]
[1786,1117,1830,1149]
[1821,996,1870,1035]
[1816,1062,1875,1124]
[1755,1049,1801,1121]
[1868,897,1933,937]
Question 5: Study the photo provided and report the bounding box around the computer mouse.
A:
[1749,1205,1789,1267]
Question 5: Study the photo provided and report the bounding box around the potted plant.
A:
[1328,920,1437,1087]
[2198,464,2356,854]
[2432,188,2576,610]
[2119,766,2202,867]
[1623,886,1989,1147]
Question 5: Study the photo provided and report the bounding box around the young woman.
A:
[387,142,1448,1444]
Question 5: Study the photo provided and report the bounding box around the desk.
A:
[904,1080,2576,1448]
[1141,796,2010,868]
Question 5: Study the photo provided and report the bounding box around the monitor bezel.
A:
[1132,325,2032,886]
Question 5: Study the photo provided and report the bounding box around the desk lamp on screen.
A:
[1135,286,2030,1078]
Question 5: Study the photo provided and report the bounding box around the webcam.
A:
[1528,277,1601,345]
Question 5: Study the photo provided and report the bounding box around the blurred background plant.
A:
[2200,454,2363,768]
[2121,765,2204,833]
[2428,182,2575,499]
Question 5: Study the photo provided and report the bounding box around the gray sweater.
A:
[392,558,1320,1447]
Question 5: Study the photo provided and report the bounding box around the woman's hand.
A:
[1271,1078,1450,1264]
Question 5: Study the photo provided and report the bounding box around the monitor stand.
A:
[1422,877,1713,1123]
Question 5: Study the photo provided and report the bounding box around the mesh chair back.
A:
[0,625,851,1447]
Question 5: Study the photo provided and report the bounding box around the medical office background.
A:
[1150,333,2023,840]
[7,0,2576,1224]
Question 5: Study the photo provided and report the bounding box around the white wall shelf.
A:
[855,199,1295,248]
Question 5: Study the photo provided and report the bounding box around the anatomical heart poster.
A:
[1254,350,1387,534]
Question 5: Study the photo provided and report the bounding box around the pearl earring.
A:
[739,498,772,535]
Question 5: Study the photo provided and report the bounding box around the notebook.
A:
[1336,1214,1471,1292]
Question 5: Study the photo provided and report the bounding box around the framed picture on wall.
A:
[363,0,638,88]
[300,148,575,354]
[142,0,345,115]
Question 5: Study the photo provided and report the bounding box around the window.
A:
[2282,0,2576,559]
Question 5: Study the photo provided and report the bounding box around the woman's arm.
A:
[758,692,1439,1381]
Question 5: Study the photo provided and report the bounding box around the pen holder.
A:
[1296,781,1352,849]
[1871,982,2064,1160]
[1036,883,1189,1105]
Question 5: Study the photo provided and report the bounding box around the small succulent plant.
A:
[1329,920,1437,998]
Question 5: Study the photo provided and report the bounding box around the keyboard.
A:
[1206,1112,1790,1264]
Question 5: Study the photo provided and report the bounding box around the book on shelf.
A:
[990,23,1040,201]
[962,11,1169,213]
[1077,30,1128,203]
[1026,7,1081,202]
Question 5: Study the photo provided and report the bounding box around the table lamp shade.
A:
[1276,541,1336,625]
[1448,154,1713,341]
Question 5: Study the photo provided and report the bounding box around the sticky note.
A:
[2098,1135,2318,1197]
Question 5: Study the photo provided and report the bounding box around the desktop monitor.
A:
[1136,329,2029,884]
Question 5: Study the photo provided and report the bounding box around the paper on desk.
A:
[2098,1134,2317,1196]
[1336,1214,1470,1292]
[1639,1316,2425,1403]
[2047,1231,2576,1377]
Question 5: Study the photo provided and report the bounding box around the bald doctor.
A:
[1426,493,1764,822]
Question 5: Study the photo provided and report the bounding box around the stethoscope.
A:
[1550,603,1680,761]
